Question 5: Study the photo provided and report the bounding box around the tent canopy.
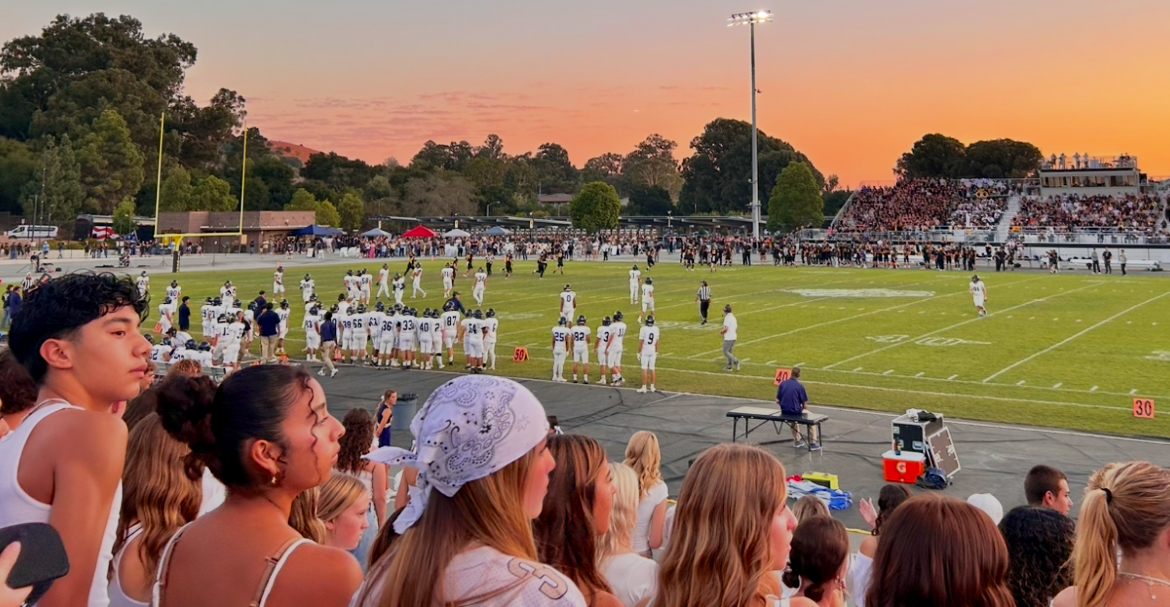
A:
[443,228,470,238]
[483,226,511,236]
[290,225,344,237]
[361,228,391,238]
[402,225,438,239]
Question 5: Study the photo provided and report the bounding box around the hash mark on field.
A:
[1016,380,1026,386]
[1090,386,1099,392]
[914,372,925,377]
[1130,389,1138,395]
[947,374,959,380]
[740,358,751,363]
[983,290,1170,383]
[765,360,777,366]
[1053,383,1062,389]
[795,362,806,367]
[883,369,894,375]
[853,367,864,372]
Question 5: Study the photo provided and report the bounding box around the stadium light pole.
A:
[728,10,772,241]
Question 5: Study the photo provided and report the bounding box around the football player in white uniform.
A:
[609,311,628,386]
[441,302,462,366]
[303,305,322,361]
[190,341,214,368]
[273,265,286,296]
[359,269,373,305]
[429,308,444,368]
[343,270,359,302]
[347,304,368,364]
[639,277,655,325]
[559,284,577,323]
[441,263,456,298]
[472,267,488,306]
[595,317,613,385]
[416,309,435,369]
[367,301,386,363]
[551,317,571,382]
[300,274,315,303]
[376,305,397,368]
[220,281,235,311]
[136,271,150,297]
[224,311,248,374]
[970,275,988,318]
[148,335,172,364]
[166,280,181,303]
[199,297,216,340]
[275,300,292,356]
[212,313,230,365]
[398,308,418,369]
[157,297,176,334]
[460,310,486,373]
[628,265,641,304]
[392,273,406,307]
[570,315,592,384]
[378,264,391,299]
[482,309,499,370]
[411,266,426,299]
[637,315,660,393]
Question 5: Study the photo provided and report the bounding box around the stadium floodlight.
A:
[728,9,772,241]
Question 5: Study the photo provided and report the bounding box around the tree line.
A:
[0,13,1044,236]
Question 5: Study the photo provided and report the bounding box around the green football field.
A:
[155,257,1170,438]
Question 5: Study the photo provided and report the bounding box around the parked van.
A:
[5,225,59,239]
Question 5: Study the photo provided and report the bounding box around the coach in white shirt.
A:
[720,304,740,371]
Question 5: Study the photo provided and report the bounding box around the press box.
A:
[882,450,925,484]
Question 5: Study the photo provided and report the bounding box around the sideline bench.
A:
[1049,258,1162,272]
[727,406,828,451]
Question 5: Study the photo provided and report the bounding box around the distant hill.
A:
[270,140,320,164]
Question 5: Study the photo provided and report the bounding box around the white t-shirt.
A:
[633,480,668,553]
[723,313,738,341]
[600,553,658,607]
[357,545,586,607]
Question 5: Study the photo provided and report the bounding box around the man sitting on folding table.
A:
[776,367,820,451]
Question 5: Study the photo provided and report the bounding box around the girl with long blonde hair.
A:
[109,413,202,607]
[657,443,797,607]
[1054,461,1170,607]
[534,434,621,607]
[318,473,371,552]
[355,375,587,607]
[598,463,658,607]
[623,431,667,557]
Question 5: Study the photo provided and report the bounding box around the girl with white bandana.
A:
[358,376,588,607]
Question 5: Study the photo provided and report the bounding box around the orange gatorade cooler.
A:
[883,450,926,484]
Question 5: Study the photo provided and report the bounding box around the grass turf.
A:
[155,256,1170,439]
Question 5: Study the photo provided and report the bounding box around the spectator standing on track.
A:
[1119,249,1128,275]
[777,368,819,450]
[1090,248,1101,274]
[1102,248,1113,274]
[256,303,281,364]
[695,281,711,325]
[720,305,740,371]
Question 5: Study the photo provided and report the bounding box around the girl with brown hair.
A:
[781,516,848,607]
[109,414,202,607]
[624,431,667,557]
[657,443,798,607]
[865,495,1014,607]
[850,484,913,607]
[354,375,586,607]
[336,407,387,569]
[153,365,359,607]
[1053,461,1170,607]
[534,434,622,607]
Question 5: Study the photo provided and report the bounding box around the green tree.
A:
[76,109,145,213]
[191,175,236,211]
[628,185,674,215]
[401,171,478,217]
[36,135,85,220]
[338,191,365,233]
[581,152,626,195]
[623,134,682,200]
[964,139,1043,179]
[767,162,823,233]
[0,137,38,214]
[679,119,823,215]
[316,200,341,228]
[287,188,319,212]
[569,182,621,233]
[112,198,137,235]
[533,142,579,194]
[159,166,194,211]
[895,134,967,179]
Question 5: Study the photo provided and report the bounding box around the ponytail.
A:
[1073,488,1117,607]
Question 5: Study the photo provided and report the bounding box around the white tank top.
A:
[0,402,123,607]
[108,524,148,607]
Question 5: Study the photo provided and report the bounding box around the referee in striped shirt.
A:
[695,280,712,325]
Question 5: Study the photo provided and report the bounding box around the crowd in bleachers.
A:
[4,275,1170,607]
[838,179,958,232]
[1012,194,1166,234]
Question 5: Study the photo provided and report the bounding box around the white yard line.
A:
[823,277,1083,370]
[982,291,1170,382]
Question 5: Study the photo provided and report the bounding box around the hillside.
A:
[269,140,321,164]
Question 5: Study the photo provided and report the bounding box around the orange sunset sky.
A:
[5,0,1169,186]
